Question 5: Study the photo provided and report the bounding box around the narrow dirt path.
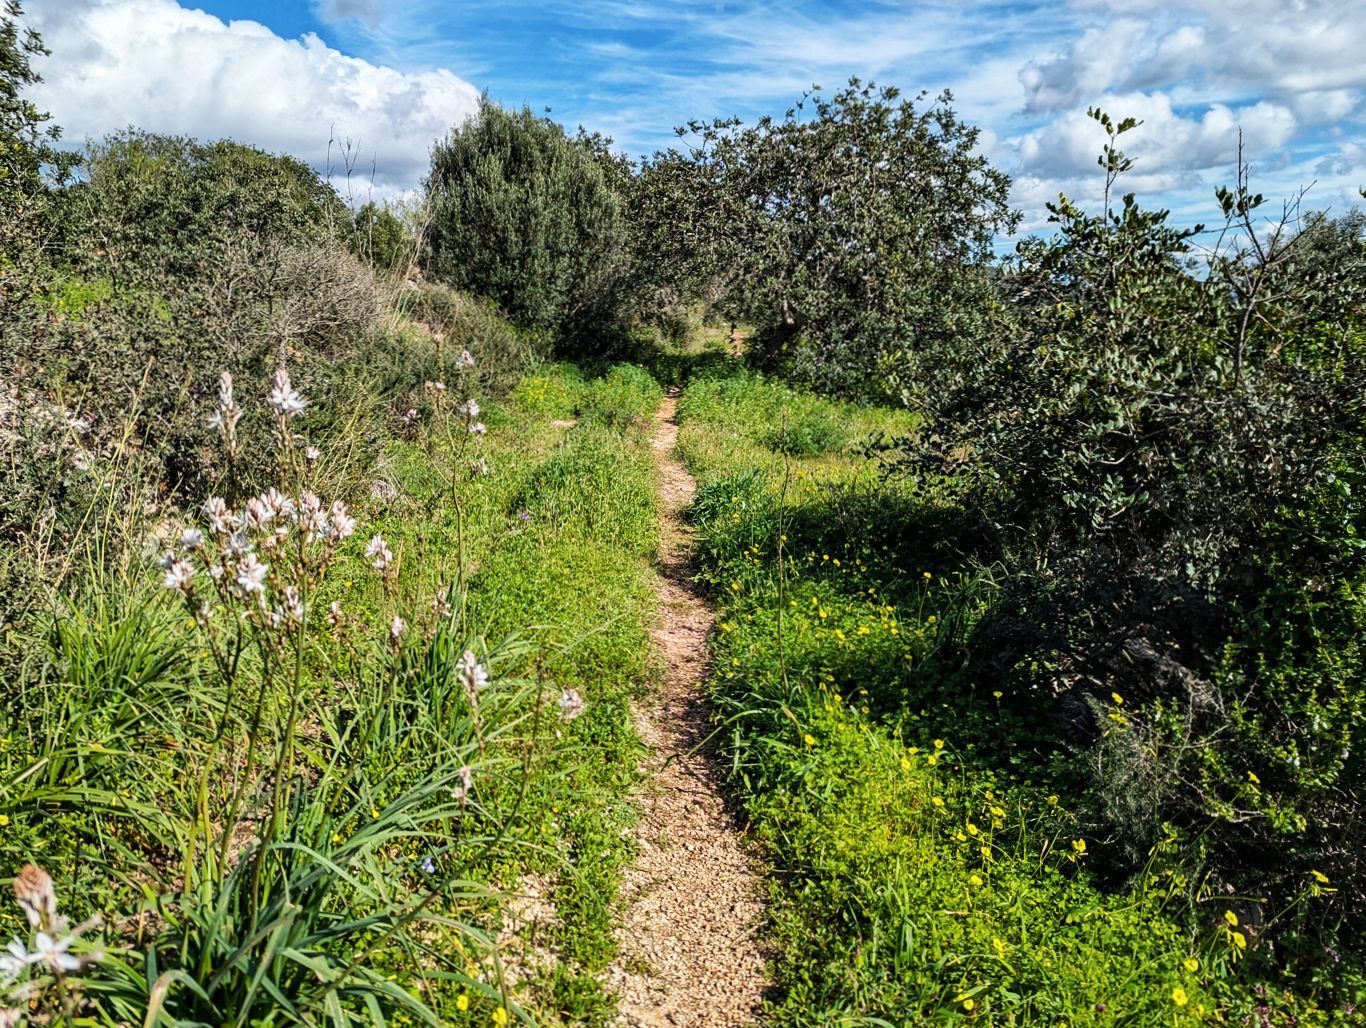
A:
[605,389,769,1026]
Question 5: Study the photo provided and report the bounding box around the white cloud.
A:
[25,0,480,198]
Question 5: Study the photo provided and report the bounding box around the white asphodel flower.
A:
[306,445,321,463]
[456,350,475,368]
[558,689,586,721]
[298,491,327,543]
[203,497,234,535]
[459,650,488,692]
[180,527,204,551]
[33,931,80,973]
[366,535,393,571]
[1,937,33,984]
[235,553,268,596]
[459,399,480,419]
[329,501,357,541]
[244,495,275,530]
[389,615,406,646]
[162,559,195,592]
[210,371,243,435]
[451,764,473,804]
[267,368,308,417]
[468,422,487,436]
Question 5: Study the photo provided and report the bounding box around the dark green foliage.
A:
[0,0,75,200]
[900,113,1366,945]
[51,130,348,281]
[424,98,630,342]
[350,200,415,273]
[635,79,1017,398]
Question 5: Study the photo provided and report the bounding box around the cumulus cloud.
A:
[1018,93,1297,180]
[1023,0,1366,113]
[25,0,480,197]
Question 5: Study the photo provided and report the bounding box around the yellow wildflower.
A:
[1172,987,1189,1007]
[1184,957,1199,973]
[1224,910,1239,928]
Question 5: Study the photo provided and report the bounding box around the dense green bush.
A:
[424,98,630,343]
[900,115,1366,945]
[50,130,347,281]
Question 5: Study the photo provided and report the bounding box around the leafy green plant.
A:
[425,99,631,343]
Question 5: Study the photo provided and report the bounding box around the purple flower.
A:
[420,856,435,875]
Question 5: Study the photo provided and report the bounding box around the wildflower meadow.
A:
[3,3,1364,1023]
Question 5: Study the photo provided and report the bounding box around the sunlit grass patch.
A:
[680,366,1356,1026]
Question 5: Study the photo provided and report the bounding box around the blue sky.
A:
[24,0,1366,235]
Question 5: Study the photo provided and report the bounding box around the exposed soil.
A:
[605,390,769,1026]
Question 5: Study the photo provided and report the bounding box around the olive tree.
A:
[635,79,1017,396]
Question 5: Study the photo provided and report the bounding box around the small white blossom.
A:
[558,689,586,721]
[235,553,268,596]
[451,764,473,804]
[180,527,204,551]
[225,530,252,557]
[468,422,487,436]
[328,601,345,629]
[329,500,357,541]
[1,937,31,984]
[203,497,234,535]
[389,615,406,646]
[298,491,326,542]
[244,496,274,531]
[267,368,308,417]
[459,650,488,693]
[469,458,490,476]
[263,487,295,520]
[306,445,321,463]
[33,932,80,974]
[162,559,195,592]
[424,380,446,396]
[456,349,475,368]
[210,372,243,436]
[366,535,393,572]
[459,399,481,419]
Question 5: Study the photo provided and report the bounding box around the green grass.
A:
[0,357,666,1026]
[676,369,1358,1026]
